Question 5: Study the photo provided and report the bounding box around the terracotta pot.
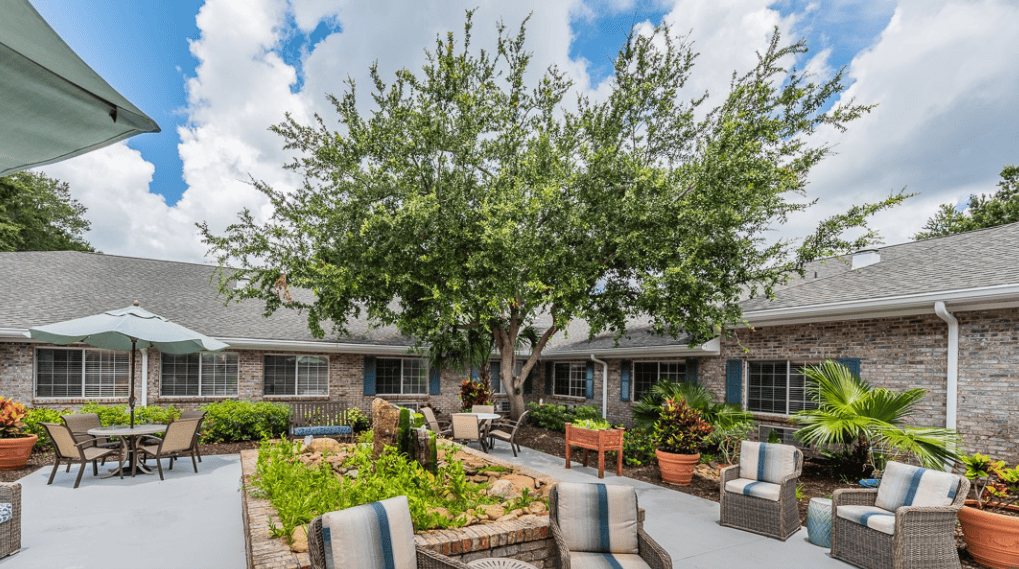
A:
[958,500,1019,569]
[656,449,699,486]
[0,434,37,470]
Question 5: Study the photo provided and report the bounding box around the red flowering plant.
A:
[459,380,491,412]
[654,397,714,455]
[962,453,1019,513]
[0,397,29,439]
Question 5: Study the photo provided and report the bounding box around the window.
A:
[36,348,129,398]
[632,361,686,402]
[488,360,524,394]
[161,352,239,396]
[747,361,817,414]
[375,358,427,395]
[553,362,586,398]
[263,355,328,396]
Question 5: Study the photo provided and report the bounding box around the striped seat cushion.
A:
[292,425,353,437]
[739,441,798,484]
[320,495,417,569]
[0,503,11,525]
[571,552,652,569]
[836,505,896,535]
[557,482,639,554]
[725,478,782,501]
[874,461,960,512]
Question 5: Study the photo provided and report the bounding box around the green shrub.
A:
[571,406,601,422]
[572,418,611,430]
[345,407,370,432]
[525,402,604,433]
[199,400,289,443]
[22,407,66,450]
[623,428,657,466]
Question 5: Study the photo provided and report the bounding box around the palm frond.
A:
[875,426,961,469]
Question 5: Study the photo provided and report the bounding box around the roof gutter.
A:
[214,337,417,355]
[590,354,609,420]
[545,337,721,359]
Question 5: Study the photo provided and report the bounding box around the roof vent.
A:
[851,249,881,270]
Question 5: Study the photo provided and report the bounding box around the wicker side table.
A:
[467,558,539,569]
[806,497,833,548]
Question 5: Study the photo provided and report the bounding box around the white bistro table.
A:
[88,424,167,477]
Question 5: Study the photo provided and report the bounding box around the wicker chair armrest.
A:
[720,464,740,483]
[894,504,964,542]
[832,488,878,507]
[0,482,20,505]
[638,507,645,525]
[549,516,571,569]
[416,546,471,569]
[638,526,673,569]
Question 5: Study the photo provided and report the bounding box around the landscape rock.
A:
[527,502,548,515]
[496,514,518,522]
[487,480,521,500]
[307,438,343,455]
[290,525,309,553]
[694,463,721,482]
[518,514,538,523]
[481,505,505,520]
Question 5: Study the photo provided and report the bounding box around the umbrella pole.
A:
[130,338,137,428]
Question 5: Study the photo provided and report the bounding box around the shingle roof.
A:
[740,221,1019,312]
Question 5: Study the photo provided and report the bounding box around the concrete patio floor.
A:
[1,453,245,569]
[483,442,852,569]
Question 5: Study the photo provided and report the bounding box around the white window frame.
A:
[631,360,686,402]
[376,357,427,396]
[263,354,329,396]
[746,360,818,415]
[552,362,586,398]
[160,352,239,397]
[34,347,129,399]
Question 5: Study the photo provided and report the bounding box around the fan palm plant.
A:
[632,379,753,429]
[791,360,960,473]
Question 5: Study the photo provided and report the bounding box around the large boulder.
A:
[304,438,343,455]
[372,398,402,457]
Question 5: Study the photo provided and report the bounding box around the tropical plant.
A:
[0,397,29,438]
[633,379,753,430]
[459,380,491,412]
[623,428,658,466]
[572,418,612,431]
[654,398,714,455]
[791,360,960,474]
[961,453,1019,513]
[704,420,755,465]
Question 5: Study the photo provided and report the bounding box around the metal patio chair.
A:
[41,422,124,488]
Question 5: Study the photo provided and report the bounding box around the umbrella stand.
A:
[129,337,137,428]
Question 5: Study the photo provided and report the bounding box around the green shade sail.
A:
[0,0,160,176]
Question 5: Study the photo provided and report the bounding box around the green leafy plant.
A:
[633,379,753,430]
[571,406,602,422]
[704,421,754,465]
[198,400,289,443]
[459,380,491,411]
[0,397,29,439]
[796,483,806,501]
[21,407,65,449]
[654,397,714,455]
[572,418,612,431]
[623,428,658,466]
[525,402,603,433]
[791,360,960,474]
[961,453,1019,513]
[767,429,782,444]
[345,407,370,433]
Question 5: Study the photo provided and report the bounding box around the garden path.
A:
[485,442,853,569]
[1,454,244,569]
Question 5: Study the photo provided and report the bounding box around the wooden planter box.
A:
[564,423,624,478]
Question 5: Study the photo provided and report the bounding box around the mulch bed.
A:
[513,424,986,569]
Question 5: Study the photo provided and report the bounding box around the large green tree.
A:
[914,165,1019,239]
[203,15,903,418]
[0,171,94,252]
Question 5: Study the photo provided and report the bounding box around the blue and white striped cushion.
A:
[321,496,417,569]
[874,461,959,512]
[739,441,797,484]
[557,482,639,554]
[725,478,782,501]
[292,425,353,437]
[570,551,653,569]
[836,505,897,535]
[0,503,11,525]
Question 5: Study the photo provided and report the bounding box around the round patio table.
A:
[467,558,539,569]
[88,424,167,478]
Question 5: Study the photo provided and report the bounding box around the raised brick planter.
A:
[241,445,559,569]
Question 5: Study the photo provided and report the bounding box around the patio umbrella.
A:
[29,302,228,427]
[0,0,160,176]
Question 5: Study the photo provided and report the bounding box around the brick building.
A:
[2,222,1018,461]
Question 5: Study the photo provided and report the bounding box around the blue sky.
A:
[28,0,1019,262]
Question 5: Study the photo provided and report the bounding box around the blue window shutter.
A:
[585,361,595,399]
[524,367,534,394]
[725,359,742,405]
[620,360,632,402]
[544,361,553,395]
[429,366,441,395]
[686,358,699,384]
[836,358,862,378]
[491,366,501,394]
[363,356,376,396]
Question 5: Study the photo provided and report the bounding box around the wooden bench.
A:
[288,402,353,441]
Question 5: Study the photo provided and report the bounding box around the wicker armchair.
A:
[0,482,20,559]
[42,422,125,488]
[831,461,969,569]
[307,495,469,569]
[549,482,672,569]
[136,418,202,480]
[488,410,529,457]
[719,441,803,540]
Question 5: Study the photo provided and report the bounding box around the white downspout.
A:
[140,349,149,407]
[591,354,609,419]
[933,301,958,432]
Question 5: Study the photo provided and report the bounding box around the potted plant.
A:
[0,397,38,470]
[565,418,625,478]
[653,397,713,485]
[459,380,491,412]
[957,453,1019,569]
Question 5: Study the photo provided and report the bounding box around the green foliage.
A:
[357,429,374,445]
[22,407,65,449]
[571,406,602,422]
[572,418,612,431]
[199,400,289,443]
[623,428,658,466]
[459,380,491,411]
[915,165,1019,239]
[77,402,182,426]
[252,438,504,539]
[0,397,28,438]
[397,408,412,456]
[962,453,1019,513]
[203,13,903,423]
[632,379,754,430]
[0,171,94,252]
[767,429,782,444]
[525,402,603,433]
[704,421,755,465]
[427,431,438,475]
[345,407,371,433]
[654,398,713,454]
[791,360,960,474]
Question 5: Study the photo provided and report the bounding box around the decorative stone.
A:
[511,509,524,517]
[496,514,518,522]
[482,505,505,520]
[307,438,343,455]
[694,463,721,481]
[488,480,520,500]
[290,525,309,553]
[527,502,548,515]
[372,398,402,457]
[518,514,538,523]
[428,507,450,519]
